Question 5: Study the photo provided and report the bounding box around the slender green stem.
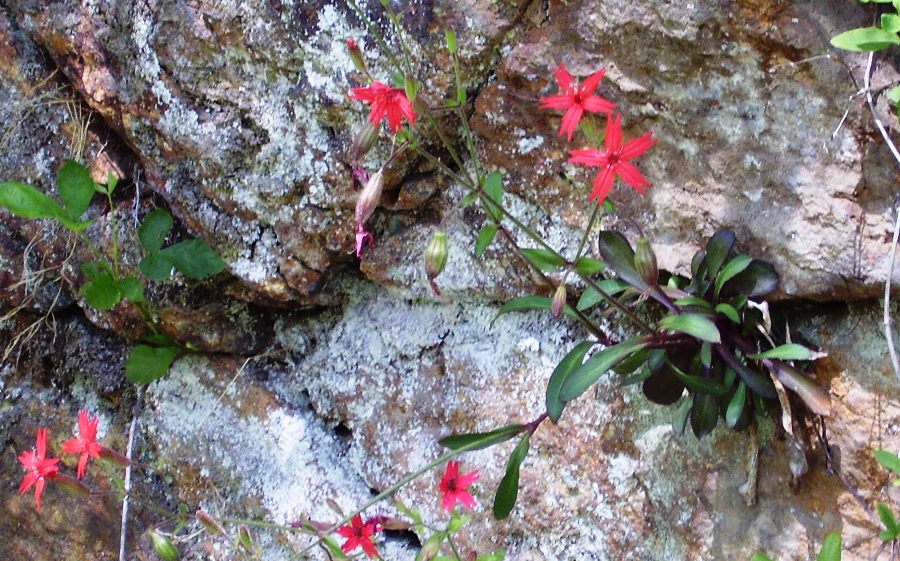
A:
[106,192,120,277]
[447,534,464,561]
[572,203,602,268]
[451,51,482,181]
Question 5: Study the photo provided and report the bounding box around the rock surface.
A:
[3,1,900,561]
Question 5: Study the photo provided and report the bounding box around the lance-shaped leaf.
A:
[439,424,526,451]
[546,341,593,422]
[702,230,736,281]
[770,361,832,416]
[816,532,841,561]
[691,392,719,438]
[875,449,900,475]
[714,254,751,298]
[658,314,721,344]
[748,343,826,361]
[878,503,900,541]
[666,357,727,396]
[597,231,647,290]
[0,181,90,231]
[559,336,650,402]
[494,295,579,321]
[493,434,530,520]
[520,248,566,272]
[574,257,605,276]
[475,225,498,257]
[576,279,631,311]
[715,345,777,399]
[726,382,747,429]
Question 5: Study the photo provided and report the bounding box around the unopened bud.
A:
[237,525,254,554]
[551,284,567,318]
[99,446,132,468]
[380,517,411,531]
[149,530,180,561]
[425,230,448,280]
[346,38,367,75]
[350,120,380,161]
[634,237,658,286]
[51,473,91,497]
[416,534,443,561]
[355,169,384,226]
[196,510,227,536]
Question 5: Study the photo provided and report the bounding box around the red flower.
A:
[540,62,616,141]
[336,514,380,559]
[18,427,60,511]
[439,460,479,511]
[350,81,416,134]
[61,410,104,479]
[568,113,657,204]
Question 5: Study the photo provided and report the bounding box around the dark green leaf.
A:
[494,296,578,321]
[161,239,225,279]
[546,341,593,423]
[726,382,747,429]
[714,254,752,297]
[816,532,841,561]
[520,248,566,272]
[621,364,653,386]
[658,314,721,343]
[559,336,650,402]
[672,398,692,436]
[139,208,174,253]
[875,449,900,475]
[125,344,180,383]
[80,269,121,310]
[57,160,95,220]
[475,225,498,257]
[666,358,727,396]
[439,424,526,451]
[574,257,605,276]
[715,346,777,399]
[140,253,175,281]
[703,230,736,281]
[493,434,530,520]
[597,231,647,290]
[831,27,900,52]
[719,260,779,299]
[748,343,821,361]
[614,348,650,376]
[715,303,740,323]
[690,392,718,438]
[118,276,145,303]
[575,279,631,311]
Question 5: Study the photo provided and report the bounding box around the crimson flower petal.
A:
[551,62,575,93]
[578,68,607,97]
[604,113,623,152]
[615,160,651,193]
[589,167,616,203]
[619,132,658,160]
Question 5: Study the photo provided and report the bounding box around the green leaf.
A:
[672,398,692,436]
[658,314,721,343]
[482,172,503,221]
[831,27,900,52]
[105,172,119,195]
[703,230,736,281]
[715,346,777,399]
[690,392,718,438]
[748,343,821,361]
[448,511,470,533]
[520,248,566,272]
[494,295,578,321]
[726,382,747,429]
[140,253,175,281]
[80,269,121,310]
[714,254,752,297]
[666,357,727,396]
[576,279,631,311]
[883,13,900,34]
[816,532,841,561]
[0,181,68,221]
[439,424,526,451]
[161,239,225,279]
[460,192,478,207]
[674,296,713,309]
[888,86,900,106]
[546,341,593,423]
[877,503,900,540]
[718,260,779,298]
[475,225,498,257]
[574,257,605,276]
[476,549,506,561]
[493,434,530,520]
[445,29,457,53]
[125,344,180,383]
[715,303,740,323]
[57,160,95,220]
[559,336,651,402]
[597,231,647,290]
[750,554,775,561]
[875,449,900,475]
[138,208,174,253]
[118,276,145,303]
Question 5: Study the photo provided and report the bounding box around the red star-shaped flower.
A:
[539,62,616,141]
[61,410,104,479]
[439,460,479,512]
[568,113,657,204]
[18,427,60,511]
[350,81,416,134]
[336,514,380,559]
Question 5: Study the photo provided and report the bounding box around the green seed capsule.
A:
[149,530,180,561]
[425,230,449,280]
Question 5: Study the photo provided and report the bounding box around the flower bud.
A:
[551,284,567,318]
[416,534,443,561]
[425,230,448,280]
[99,446,132,468]
[149,530,180,561]
[349,120,380,162]
[355,169,384,226]
[379,517,411,531]
[196,510,227,536]
[346,38,367,75]
[51,473,91,498]
[237,525,254,554]
[634,237,658,286]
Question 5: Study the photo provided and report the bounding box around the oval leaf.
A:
[57,160,95,220]
[597,231,647,290]
[875,449,900,475]
[714,254,752,297]
[658,314,721,344]
[439,424,526,451]
[719,260,779,299]
[493,434,530,520]
[831,27,900,52]
[546,341,593,423]
[139,208,174,254]
[125,344,180,383]
[559,337,650,402]
[715,303,740,323]
[574,257,605,276]
[161,239,225,279]
[703,230,736,281]
[575,279,630,311]
[520,248,566,272]
[690,392,719,439]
